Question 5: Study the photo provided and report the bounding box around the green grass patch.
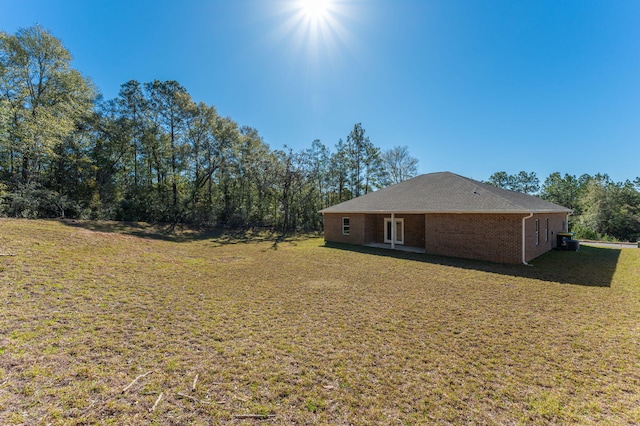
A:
[0,218,639,424]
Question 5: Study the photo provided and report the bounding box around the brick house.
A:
[320,172,572,264]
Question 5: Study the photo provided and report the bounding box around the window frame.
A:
[545,218,549,242]
[535,219,540,246]
[342,217,350,236]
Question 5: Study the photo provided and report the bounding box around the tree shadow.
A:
[60,219,317,246]
[323,242,620,287]
[58,220,620,287]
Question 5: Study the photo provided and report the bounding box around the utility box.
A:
[557,232,574,250]
[567,239,580,252]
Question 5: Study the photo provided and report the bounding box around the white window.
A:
[545,218,549,242]
[535,219,539,246]
[342,217,350,235]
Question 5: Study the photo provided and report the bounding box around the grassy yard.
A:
[1,219,639,425]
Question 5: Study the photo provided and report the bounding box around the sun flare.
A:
[271,0,353,67]
[299,0,331,20]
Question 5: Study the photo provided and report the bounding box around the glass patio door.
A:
[384,218,404,245]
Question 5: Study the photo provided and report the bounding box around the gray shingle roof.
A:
[320,172,571,214]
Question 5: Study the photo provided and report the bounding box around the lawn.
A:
[1,219,639,425]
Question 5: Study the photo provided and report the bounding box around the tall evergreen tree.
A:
[329,138,351,203]
[486,171,539,194]
[540,172,583,212]
[486,171,510,189]
[346,123,383,196]
[510,171,540,194]
[145,80,192,219]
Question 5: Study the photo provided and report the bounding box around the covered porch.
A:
[363,213,426,250]
[364,242,426,253]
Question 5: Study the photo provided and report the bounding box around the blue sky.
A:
[2,0,639,183]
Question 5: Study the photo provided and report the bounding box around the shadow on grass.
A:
[323,242,620,287]
[59,219,317,246]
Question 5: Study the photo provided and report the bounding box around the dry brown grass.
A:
[1,219,639,425]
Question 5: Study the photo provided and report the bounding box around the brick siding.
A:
[323,213,366,245]
[425,213,523,263]
[523,213,567,261]
[324,211,568,264]
[425,212,567,263]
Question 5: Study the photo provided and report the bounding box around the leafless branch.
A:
[150,392,163,412]
[121,371,153,394]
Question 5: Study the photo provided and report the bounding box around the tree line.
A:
[486,171,640,242]
[0,25,418,230]
[1,25,638,241]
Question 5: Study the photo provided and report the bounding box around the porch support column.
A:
[391,212,395,250]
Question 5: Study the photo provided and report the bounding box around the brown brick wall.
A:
[400,214,426,247]
[325,211,568,264]
[323,213,366,245]
[364,215,379,244]
[425,213,523,263]
[524,212,568,262]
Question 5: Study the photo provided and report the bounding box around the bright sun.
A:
[299,0,331,20]
[273,0,352,65]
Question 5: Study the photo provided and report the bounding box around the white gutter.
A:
[319,208,570,215]
[391,212,395,249]
[522,212,534,266]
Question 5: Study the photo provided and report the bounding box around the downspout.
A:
[391,212,396,250]
[522,212,534,266]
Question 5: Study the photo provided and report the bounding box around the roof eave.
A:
[320,209,572,215]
